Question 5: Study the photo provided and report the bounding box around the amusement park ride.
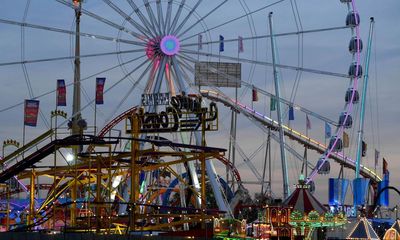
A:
[0,0,391,239]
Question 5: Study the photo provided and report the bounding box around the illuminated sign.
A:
[141,93,170,106]
[328,205,356,218]
[128,93,218,133]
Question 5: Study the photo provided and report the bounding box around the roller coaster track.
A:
[0,135,118,183]
[200,90,381,184]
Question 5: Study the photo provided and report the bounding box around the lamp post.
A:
[2,139,20,158]
[51,110,67,139]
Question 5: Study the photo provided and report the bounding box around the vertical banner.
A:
[306,115,311,130]
[343,131,349,148]
[95,77,106,105]
[374,149,380,168]
[362,141,367,157]
[219,35,224,52]
[198,34,203,50]
[24,100,40,127]
[270,97,276,111]
[238,36,244,53]
[289,106,295,120]
[252,86,258,102]
[353,178,370,206]
[56,79,66,106]
[325,122,331,138]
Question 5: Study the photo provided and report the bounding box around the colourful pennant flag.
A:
[343,131,349,148]
[198,34,203,50]
[96,77,106,105]
[219,35,224,52]
[325,122,331,138]
[252,86,258,102]
[375,149,380,168]
[362,141,367,157]
[270,97,276,111]
[24,99,39,127]
[306,115,311,130]
[383,158,389,175]
[56,79,66,106]
[289,106,294,120]
[238,36,244,53]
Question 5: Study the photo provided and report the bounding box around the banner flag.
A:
[238,36,244,53]
[383,158,389,175]
[289,106,295,120]
[219,35,224,52]
[325,122,331,138]
[198,34,203,50]
[362,141,367,157]
[343,131,349,148]
[270,97,276,111]
[56,79,66,106]
[95,77,106,105]
[375,149,380,168]
[24,99,40,127]
[306,115,311,130]
[252,86,258,102]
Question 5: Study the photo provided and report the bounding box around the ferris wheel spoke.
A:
[156,0,166,35]
[0,49,144,67]
[102,0,153,38]
[55,0,146,41]
[177,0,227,39]
[164,0,173,35]
[144,60,160,93]
[126,0,157,38]
[180,0,285,42]
[170,57,186,91]
[143,0,162,36]
[168,0,186,35]
[0,18,145,46]
[180,25,350,48]
[180,49,349,78]
[172,0,202,36]
[153,57,168,93]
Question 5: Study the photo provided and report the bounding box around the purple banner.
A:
[24,99,39,127]
[96,77,105,105]
[57,79,66,106]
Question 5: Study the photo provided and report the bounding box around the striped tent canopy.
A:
[347,217,380,240]
[283,179,326,214]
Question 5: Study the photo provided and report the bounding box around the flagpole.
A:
[355,18,374,179]
[94,96,97,135]
[269,12,289,199]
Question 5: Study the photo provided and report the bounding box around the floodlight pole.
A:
[268,12,289,199]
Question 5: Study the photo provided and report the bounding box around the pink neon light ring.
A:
[160,35,180,56]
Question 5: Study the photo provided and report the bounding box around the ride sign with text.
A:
[127,93,218,133]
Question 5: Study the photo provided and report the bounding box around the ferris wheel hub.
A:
[160,35,180,56]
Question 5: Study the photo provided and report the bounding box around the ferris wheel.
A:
[0,0,380,225]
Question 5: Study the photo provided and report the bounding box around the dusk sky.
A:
[0,0,399,206]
